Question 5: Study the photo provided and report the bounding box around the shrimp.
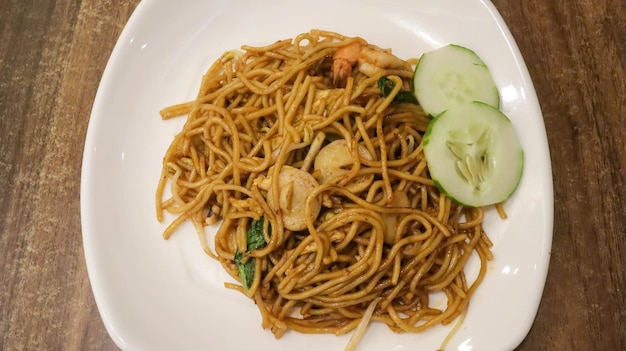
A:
[332,42,411,88]
[332,42,362,88]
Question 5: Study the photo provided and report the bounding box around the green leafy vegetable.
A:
[324,133,342,143]
[377,76,418,105]
[234,217,269,290]
[246,217,268,251]
[234,251,255,291]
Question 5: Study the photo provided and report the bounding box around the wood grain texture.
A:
[494,1,626,349]
[0,0,623,350]
[0,1,139,350]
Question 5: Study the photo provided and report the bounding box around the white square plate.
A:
[81,0,553,350]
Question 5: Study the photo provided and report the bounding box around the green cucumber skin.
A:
[412,44,500,118]
[423,101,524,207]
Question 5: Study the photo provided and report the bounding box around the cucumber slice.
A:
[423,101,523,207]
[413,44,499,117]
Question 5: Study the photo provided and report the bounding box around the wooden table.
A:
[1,0,624,350]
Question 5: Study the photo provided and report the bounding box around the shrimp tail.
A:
[332,59,353,88]
[332,42,362,88]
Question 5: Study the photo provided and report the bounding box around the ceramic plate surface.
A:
[81,0,553,350]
